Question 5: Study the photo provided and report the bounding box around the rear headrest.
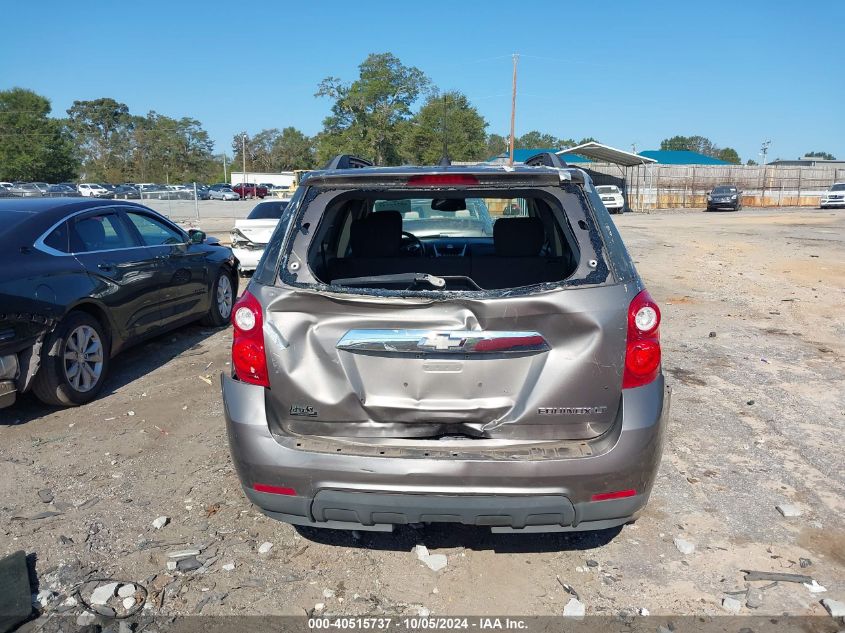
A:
[350,211,402,257]
[494,217,544,256]
[75,218,106,250]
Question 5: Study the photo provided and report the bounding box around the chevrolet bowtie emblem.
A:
[417,332,467,351]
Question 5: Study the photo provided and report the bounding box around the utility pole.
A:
[222,153,228,183]
[508,53,519,167]
[760,139,771,166]
[242,134,247,195]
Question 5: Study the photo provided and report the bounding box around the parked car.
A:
[595,185,625,214]
[196,186,212,201]
[819,182,845,208]
[100,184,119,196]
[223,154,668,534]
[230,200,291,274]
[77,183,114,199]
[8,183,44,197]
[706,185,742,211]
[114,185,141,199]
[31,182,51,195]
[0,198,237,409]
[45,184,81,197]
[209,186,240,201]
[231,183,268,199]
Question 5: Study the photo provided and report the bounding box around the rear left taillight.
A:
[231,290,269,387]
[622,289,661,389]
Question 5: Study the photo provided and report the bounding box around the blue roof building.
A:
[487,148,592,164]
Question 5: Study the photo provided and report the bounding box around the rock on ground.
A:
[563,598,585,618]
[776,504,803,517]
[673,537,696,554]
[90,582,119,605]
[821,598,845,618]
[721,597,742,614]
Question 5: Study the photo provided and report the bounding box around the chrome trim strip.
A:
[336,329,550,355]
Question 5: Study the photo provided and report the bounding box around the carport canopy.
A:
[556,142,656,167]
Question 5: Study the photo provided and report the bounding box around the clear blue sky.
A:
[2,0,843,163]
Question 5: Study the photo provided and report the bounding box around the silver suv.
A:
[222,153,669,534]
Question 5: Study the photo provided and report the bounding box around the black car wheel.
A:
[32,311,111,407]
[202,268,235,327]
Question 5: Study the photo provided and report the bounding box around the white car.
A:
[77,183,111,198]
[209,186,240,201]
[230,199,290,273]
[595,185,625,214]
[820,183,845,208]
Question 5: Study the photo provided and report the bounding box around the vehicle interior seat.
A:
[469,217,568,289]
[74,218,107,251]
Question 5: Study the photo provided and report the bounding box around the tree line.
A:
[9,52,828,183]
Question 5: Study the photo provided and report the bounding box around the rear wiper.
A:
[333,273,447,288]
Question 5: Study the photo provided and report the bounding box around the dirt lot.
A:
[1,206,843,625]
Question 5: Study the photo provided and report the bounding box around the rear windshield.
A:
[248,201,289,219]
[269,183,615,295]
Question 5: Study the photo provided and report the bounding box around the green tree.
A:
[271,127,315,170]
[67,97,134,181]
[484,133,508,158]
[660,135,718,156]
[515,130,559,149]
[0,88,78,181]
[717,147,741,164]
[746,159,758,166]
[315,52,432,165]
[804,151,836,160]
[402,91,487,164]
[133,112,215,183]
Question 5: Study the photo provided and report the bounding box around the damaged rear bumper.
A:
[222,374,669,533]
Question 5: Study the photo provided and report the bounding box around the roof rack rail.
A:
[524,152,568,168]
[323,154,374,170]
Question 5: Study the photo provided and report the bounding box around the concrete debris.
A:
[37,489,54,503]
[62,596,78,607]
[123,596,136,610]
[314,602,325,611]
[414,545,429,559]
[222,563,235,571]
[803,580,827,593]
[563,597,585,618]
[117,583,136,598]
[422,554,447,572]
[673,537,695,555]
[34,589,54,608]
[775,504,802,517]
[417,607,431,617]
[90,581,119,605]
[821,598,845,618]
[258,542,273,554]
[177,557,202,572]
[152,516,169,529]
[76,612,97,626]
[746,588,763,609]
[638,607,649,616]
[168,549,201,560]
[166,561,178,571]
[743,570,812,583]
[323,589,336,598]
[721,597,742,614]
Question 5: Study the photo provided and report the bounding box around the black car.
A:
[45,184,81,198]
[706,185,742,211]
[114,185,141,199]
[0,198,237,409]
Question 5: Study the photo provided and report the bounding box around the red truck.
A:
[231,183,268,199]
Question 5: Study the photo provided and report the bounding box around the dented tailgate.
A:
[257,282,633,441]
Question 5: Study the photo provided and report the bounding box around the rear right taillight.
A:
[231,289,269,387]
[622,289,661,389]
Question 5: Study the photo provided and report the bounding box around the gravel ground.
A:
[1,206,843,626]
